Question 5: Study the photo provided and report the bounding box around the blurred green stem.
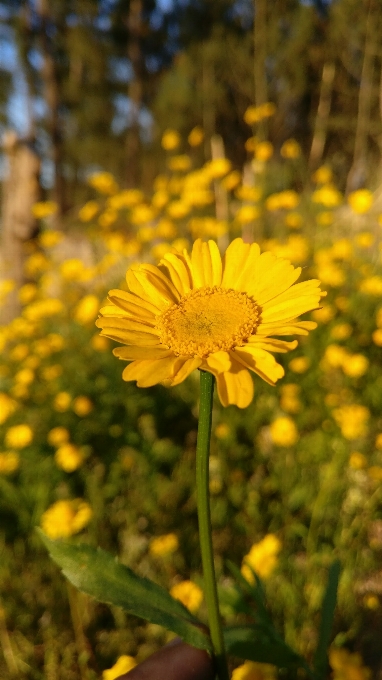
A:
[196,370,230,680]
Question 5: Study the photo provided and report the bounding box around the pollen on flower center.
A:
[156,286,261,358]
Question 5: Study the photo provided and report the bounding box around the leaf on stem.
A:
[37,529,212,652]
[313,560,341,679]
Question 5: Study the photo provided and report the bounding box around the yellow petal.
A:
[126,267,174,312]
[113,346,172,360]
[221,238,254,288]
[99,304,127,318]
[159,252,193,296]
[244,254,301,304]
[212,365,254,408]
[108,289,159,319]
[204,351,231,373]
[191,239,222,287]
[122,357,178,387]
[169,357,202,385]
[247,337,298,353]
[257,320,317,336]
[96,316,159,336]
[233,346,284,385]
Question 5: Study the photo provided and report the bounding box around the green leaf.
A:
[37,529,212,652]
[313,560,341,679]
[223,625,312,673]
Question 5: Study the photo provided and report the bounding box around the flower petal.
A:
[122,357,178,387]
[233,346,284,385]
[204,351,231,373]
[159,252,193,296]
[247,337,298,353]
[256,320,317,336]
[108,289,159,321]
[191,239,222,288]
[221,238,254,288]
[169,357,202,385]
[212,364,254,408]
[113,346,172,360]
[127,265,179,311]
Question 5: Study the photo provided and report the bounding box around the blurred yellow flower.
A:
[270,416,299,446]
[32,201,58,219]
[0,451,20,474]
[73,396,93,417]
[280,138,301,159]
[41,499,92,539]
[205,158,232,179]
[170,580,203,613]
[39,230,64,248]
[42,365,62,382]
[149,533,179,556]
[221,170,241,191]
[96,239,323,408]
[368,466,382,482]
[265,190,300,211]
[188,126,204,146]
[316,211,334,226]
[285,212,303,229]
[333,405,370,440]
[312,185,342,207]
[356,231,374,248]
[161,129,181,150]
[235,185,262,202]
[349,452,367,470]
[214,423,231,439]
[342,354,369,378]
[0,393,18,425]
[329,647,371,680]
[14,368,34,386]
[363,595,379,610]
[102,656,137,680]
[323,344,349,368]
[47,427,70,447]
[88,172,118,195]
[54,392,72,412]
[74,295,100,325]
[280,383,301,413]
[5,424,33,449]
[288,356,311,373]
[375,433,382,450]
[359,276,382,295]
[241,534,281,582]
[131,204,156,225]
[311,304,335,323]
[78,200,99,222]
[60,258,85,282]
[55,443,84,472]
[91,334,110,352]
[255,141,273,161]
[348,189,373,214]
[244,102,276,125]
[232,660,277,680]
[167,154,192,172]
[235,205,260,223]
[167,200,190,219]
[312,165,333,184]
[18,283,37,305]
[24,252,49,276]
[330,323,352,340]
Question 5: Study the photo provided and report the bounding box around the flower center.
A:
[156,286,260,358]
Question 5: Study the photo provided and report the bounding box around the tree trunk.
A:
[253,0,268,139]
[309,62,336,170]
[125,0,144,188]
[0,132,40,323]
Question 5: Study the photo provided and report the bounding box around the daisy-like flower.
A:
[96,239,324,408]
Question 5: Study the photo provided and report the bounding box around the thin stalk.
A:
[196,370,230,680]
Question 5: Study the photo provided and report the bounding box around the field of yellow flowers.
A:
[1,113,382,679]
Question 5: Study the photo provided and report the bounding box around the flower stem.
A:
[196,370,230,680]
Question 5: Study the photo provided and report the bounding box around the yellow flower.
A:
[368,466,382,482]
[54,392,72,412]
[0,393,18,425]
[280,139,301,159]
[5,424,33,449]
[72,396,93,417]
[96,239,323,408]
[329,647,371,680]
[270,416,299,446]
[188,126,204,146]
[170,580,203,613]
[375,433,382,450]
[232,660,277,680]
[348,189,373,214]
[39,230,63,248]
[91,334,110,351]
[102,656,137,680]
[221,170,241,191]
[32,201,58,219]
[312,185,342,207]
[360,276,382,295]
[356,231,374,248]
[88,172,118,195]
[288,357,311,373]
[342,354,369,378]
[349,452,367,470]
[255,141,273,161]
[241,534,281,581]
[330,323,352,340]
[214,423,231,439]
[280,383,301,413]
[244,103,276,125]
[311,304,335,323]
[285,212,302,229]
[18,283,37,305]
[316,211,334,226]
[363,595,379,610]
[236,186,262,202]
[161,129,181,150]
[23,298,64,321]
[167,154,192,172]
[333,405,370,440]
[55,444,84,472]
[0,451,20,474]
[78,200,99,222]
[48,427,70,447]
[235,205,260,223]
[74,295,100,325]
[149,533,179,556]
[41,499,92,539]
[14,368,34,385]
[205,158,232,179]
[312,166,333,184]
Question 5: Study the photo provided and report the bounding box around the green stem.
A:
[196,370,230,680]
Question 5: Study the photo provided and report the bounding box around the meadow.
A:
[1,116,382,679]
